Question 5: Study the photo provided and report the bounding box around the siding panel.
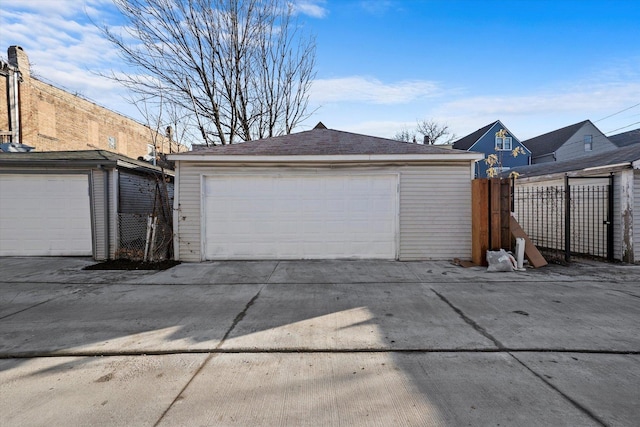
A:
[399,165,472,260]
[634,171,639,263]
[91,169,106,260]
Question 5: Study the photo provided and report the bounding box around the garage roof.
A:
[0,150,173,175]
[170,125,483,162]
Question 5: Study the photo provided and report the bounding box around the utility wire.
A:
[605,121,640,135]
[594,102,640,123]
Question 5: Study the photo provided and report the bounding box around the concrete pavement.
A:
[0,257,638,426]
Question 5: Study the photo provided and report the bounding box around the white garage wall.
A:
[399,164,473,260]
[634,171,640,263]
[174,162,474,261]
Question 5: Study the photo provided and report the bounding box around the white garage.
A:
[203,173,398,259]
[170,124,483,261]
[0,174,92,256]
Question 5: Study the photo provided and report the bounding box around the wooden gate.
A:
[471,178,511,266]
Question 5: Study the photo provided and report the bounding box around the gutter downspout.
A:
[7,66,21,143]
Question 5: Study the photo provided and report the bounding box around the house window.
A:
[495,136,512,151]
[108,136,116,149]
[584,135,593,151]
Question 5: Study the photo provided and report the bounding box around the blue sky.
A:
[1,0,639,142]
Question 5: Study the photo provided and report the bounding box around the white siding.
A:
[174,162,474,261]
[399,164,473,260]
[175,162,206,261]
[612,174,624,262]
[634,171,640,263]
[91,168,107,260]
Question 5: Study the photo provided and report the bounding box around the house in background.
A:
[168,124,483,262]
[452,120,531,178]
[0,150,173,260]
[523,120,616,164]
[609,128,640,148]
[0,45,185,158]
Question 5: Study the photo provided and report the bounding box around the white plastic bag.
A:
[486,249,517,272]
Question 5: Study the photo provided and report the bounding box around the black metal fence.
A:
[513,175,613,262]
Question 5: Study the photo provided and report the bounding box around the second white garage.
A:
[0,174,92,256]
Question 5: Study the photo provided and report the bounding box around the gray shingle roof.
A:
[0,149,171,174]
[176,126,469,157]
[522,120,590,158]
[452,121,498,151]
[505,144,640,178]
[608,128,640,147]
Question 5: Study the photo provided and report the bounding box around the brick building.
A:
[0,46,183,158]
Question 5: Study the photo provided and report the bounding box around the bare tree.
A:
[100,0,316,146]
[394,119,456,145]
[416,119,456,144]
[393,128,415,143]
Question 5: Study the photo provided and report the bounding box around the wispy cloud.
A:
[311,76,442,105]
[293,0,328,18]
[0,1,135,117]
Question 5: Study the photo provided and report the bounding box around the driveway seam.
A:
[2,349,639,359]
[508,352,608,426]
[152,352,217,427]
[153,284,266,426]
[0,290,78,320]
[265,261,280,284]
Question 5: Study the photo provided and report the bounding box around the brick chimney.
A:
[8,46,30,78]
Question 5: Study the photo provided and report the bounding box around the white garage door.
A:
[0,174,93,256]
[203,174,398,259]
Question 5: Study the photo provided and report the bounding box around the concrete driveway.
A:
[0,257,638,426]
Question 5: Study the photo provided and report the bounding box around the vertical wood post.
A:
[472,179,489,265]
[500,178,512,251]
[490,178,502,250]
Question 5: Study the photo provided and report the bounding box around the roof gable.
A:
[452,121,498,151]
[522,120,591,157]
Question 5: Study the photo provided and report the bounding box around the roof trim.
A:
[168,153,484,163]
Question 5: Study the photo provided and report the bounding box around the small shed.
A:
[168,125,483,261]
[0,150,174,260]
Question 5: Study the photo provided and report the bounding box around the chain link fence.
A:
[117,213,172,261]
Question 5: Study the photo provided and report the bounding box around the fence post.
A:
[510,175,515,213]
[564,175,571,262]
[607,174,614,261]
[472,179,490,265]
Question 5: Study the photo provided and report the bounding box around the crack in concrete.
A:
[431,289,505,349]
[218,285,265,345]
